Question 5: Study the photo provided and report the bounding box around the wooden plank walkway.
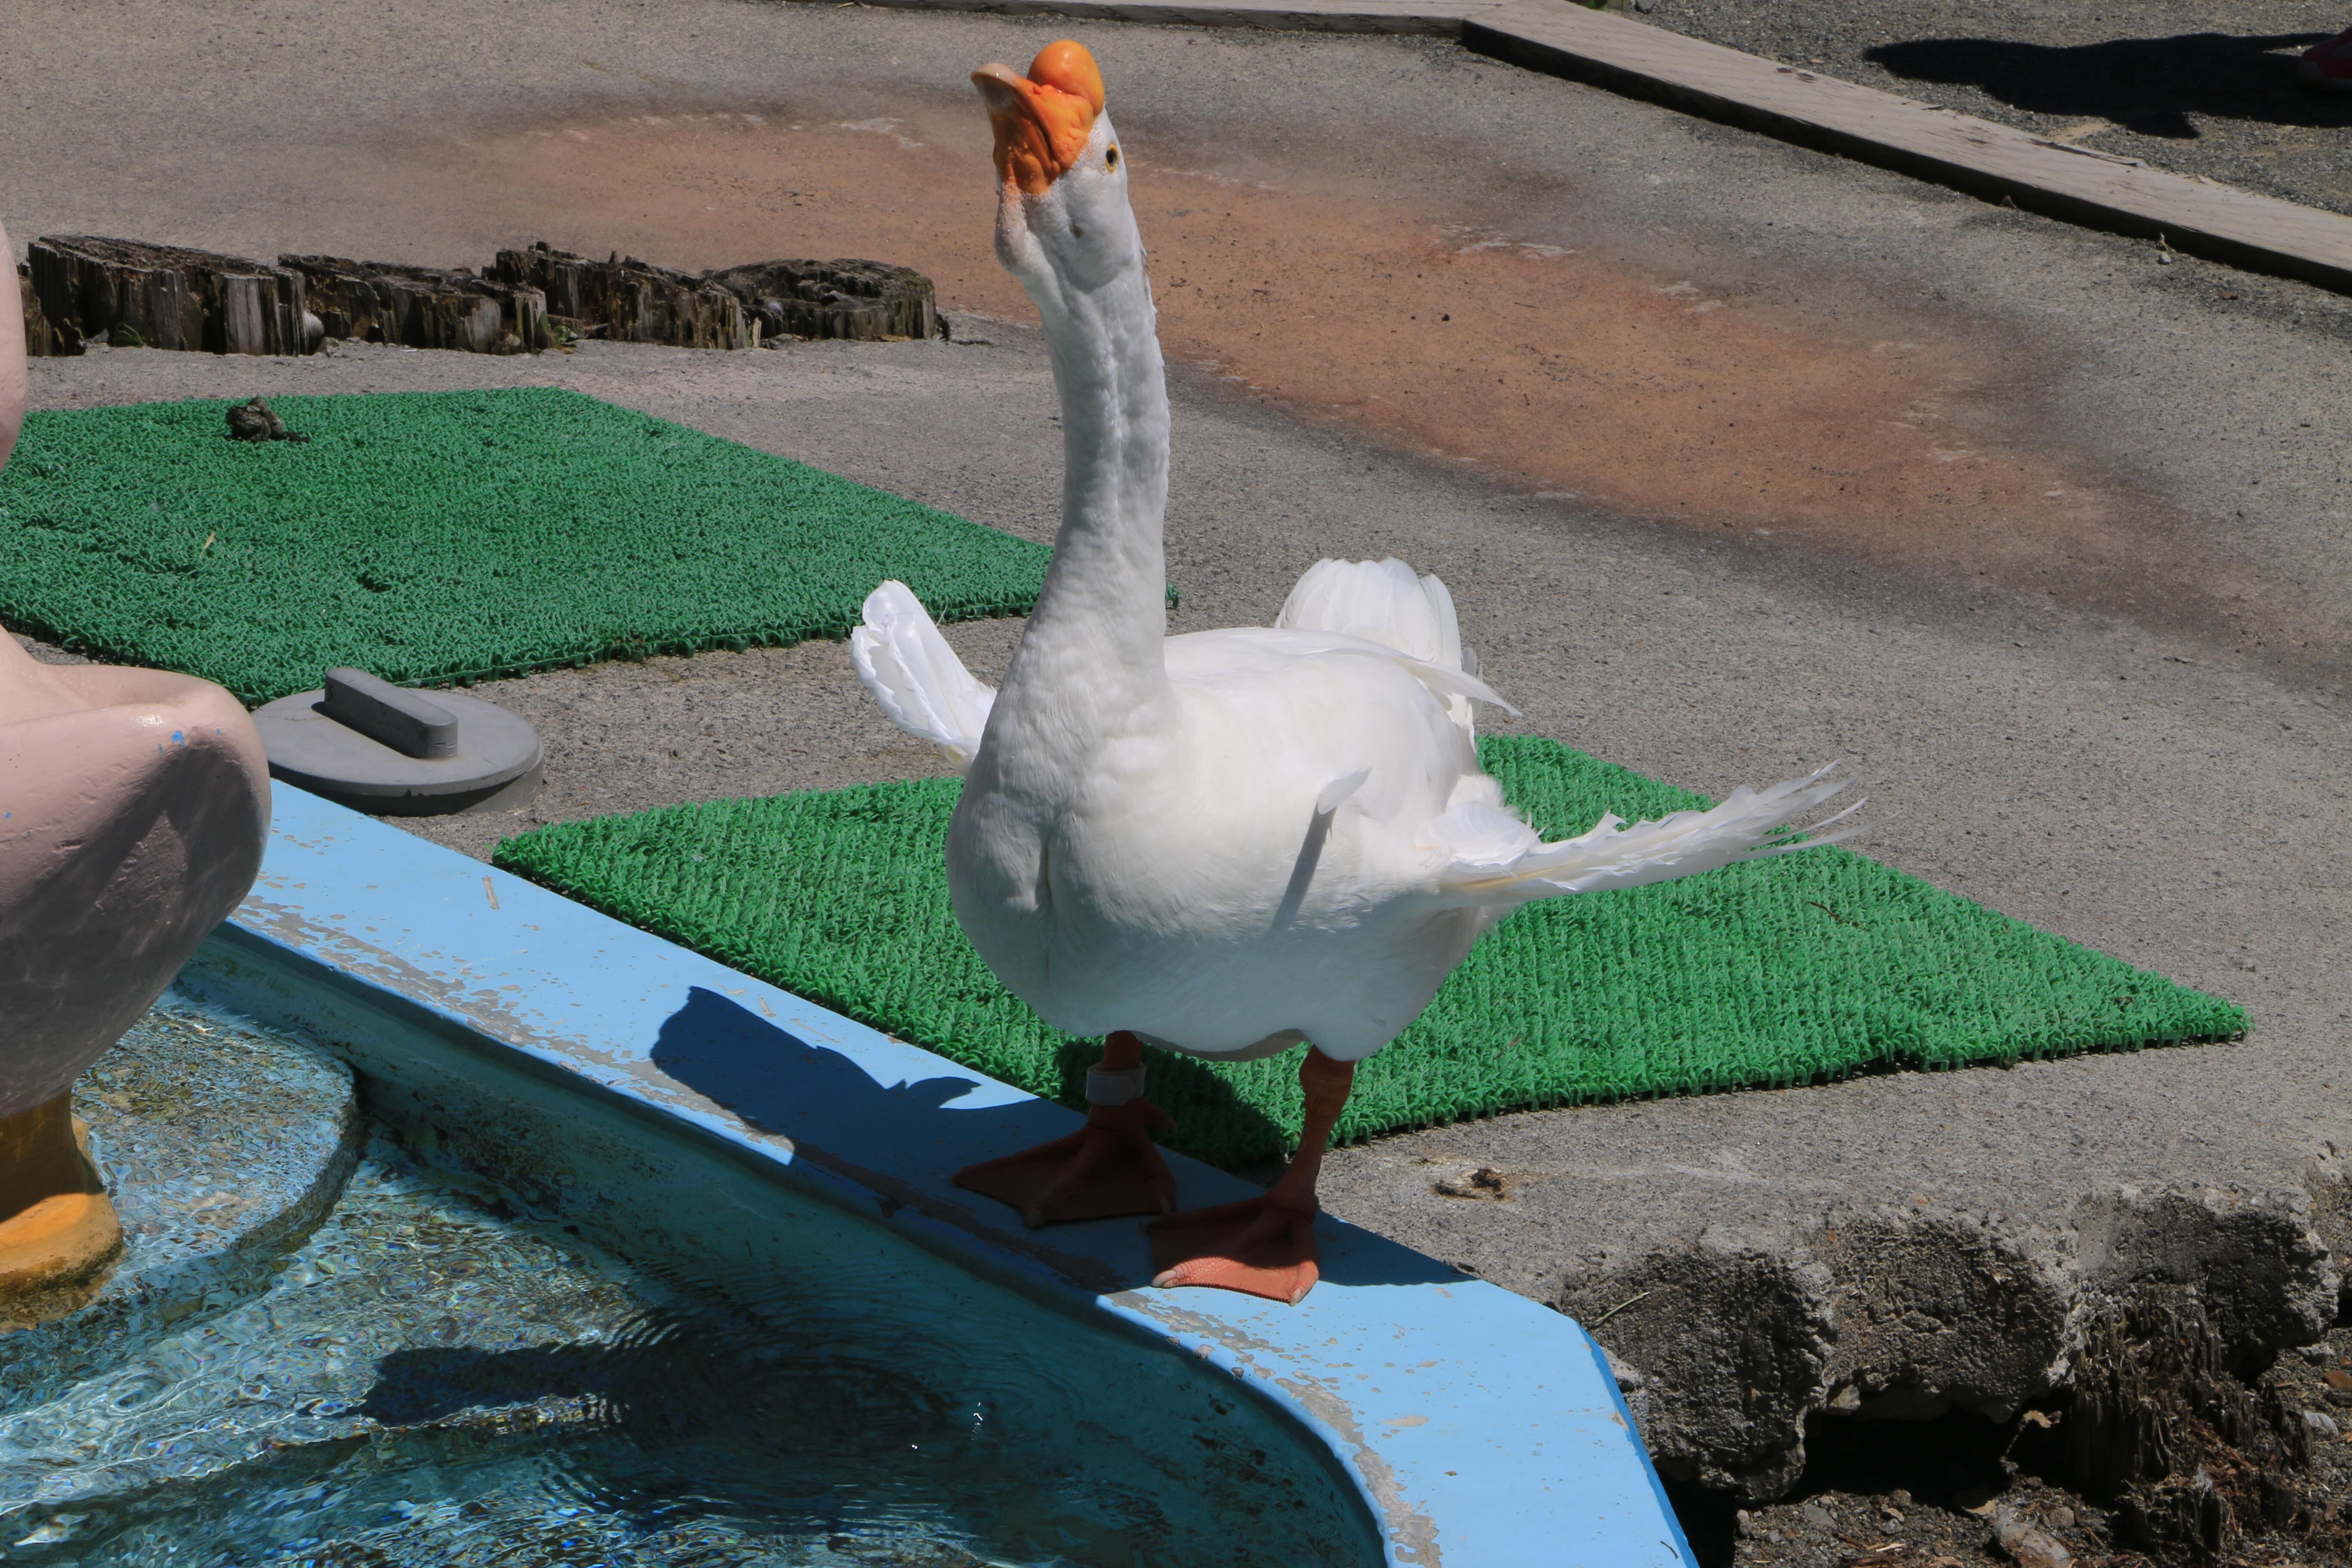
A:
[855,0,2352,294]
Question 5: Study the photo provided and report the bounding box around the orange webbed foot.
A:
[953,1097,1178,1228]
[1147,1193,1320,1305]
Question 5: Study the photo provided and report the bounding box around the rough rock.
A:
[1596,1192,2337,1502]
[1818,1211,2073,1424]
[1556,1228,1837,1495]
[1339,1132,2342,1504]
[225,396,308,443]
[1991,1502,2073,1567]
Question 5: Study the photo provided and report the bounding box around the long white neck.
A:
[991,240,1172,751]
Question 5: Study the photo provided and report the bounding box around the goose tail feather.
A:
[850,581,996,767]
[1435,764,1863,906]
[1277,557,1482,734]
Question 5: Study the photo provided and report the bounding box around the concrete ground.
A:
[7,0,2352,1557]
[1645,0,2352,218]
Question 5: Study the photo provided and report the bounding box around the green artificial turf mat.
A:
[494,735,2247,1170]
[0,389,1053,705]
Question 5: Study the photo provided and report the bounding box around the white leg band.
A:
[1086,1065,1148,1106]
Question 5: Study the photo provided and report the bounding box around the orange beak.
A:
[973,40,1105,196]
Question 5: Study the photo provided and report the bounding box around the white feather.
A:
[1274,564,1858,908]
[1315,767,1371,815]
[1432,765,1862,906]
[1277,557,1461,667]
[1277,557,1479,735]
[848,581,996,767]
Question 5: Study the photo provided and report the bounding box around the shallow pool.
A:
[0,1007,1380,1567]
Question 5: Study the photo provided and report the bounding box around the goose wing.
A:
[850,581,996,767]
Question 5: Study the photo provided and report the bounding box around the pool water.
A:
[0,1011,1378,1568]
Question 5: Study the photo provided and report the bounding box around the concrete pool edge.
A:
[177,783,1693,1568]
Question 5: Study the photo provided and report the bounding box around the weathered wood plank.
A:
[492,244,747,350]
[17,263,75,357]
[705,259,940,343]
[29,236,311,355]
[1463,0,2352,291]
[279,256,544,355]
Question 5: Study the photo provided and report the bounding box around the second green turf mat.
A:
[0,389,1052,705]
[493,735,2246,1170]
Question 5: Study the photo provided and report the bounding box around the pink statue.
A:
[0,219,270,1317]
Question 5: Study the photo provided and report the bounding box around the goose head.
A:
[972,42,1142,305]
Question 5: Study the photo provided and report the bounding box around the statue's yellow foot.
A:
[0,1093,123,1324]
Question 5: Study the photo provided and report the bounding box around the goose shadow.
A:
[356,1309,943,1453]
[1865,32,2346,138]
[649,986,1453,1292]
[342,1309,1060,1537]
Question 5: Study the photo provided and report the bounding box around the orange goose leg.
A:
[1147,1047,1353,1306]
[953,1030,1179,1228]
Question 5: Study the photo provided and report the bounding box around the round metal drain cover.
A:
[254,668,542,816]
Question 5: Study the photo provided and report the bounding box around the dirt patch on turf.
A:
[361,96,2327,666]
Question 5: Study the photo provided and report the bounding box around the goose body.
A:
[851,41,1853,1299]
[955,608,1491,1063]
[862,563,1846,1066]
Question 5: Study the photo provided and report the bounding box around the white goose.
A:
[854,41,1855,1304]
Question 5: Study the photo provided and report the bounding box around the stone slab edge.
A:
[832,0,2352,295]
[178,782,1694,1568]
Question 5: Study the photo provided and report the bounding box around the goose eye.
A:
[1106,146,1119,168]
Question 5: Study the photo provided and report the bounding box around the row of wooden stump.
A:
[14,236,941,358]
